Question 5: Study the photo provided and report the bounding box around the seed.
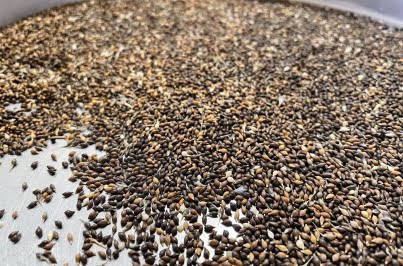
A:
[27,201,38,209]
[67,232,73,245]
[75,253,81,265]
[43,242,55,250]
[35,227,43,238]
[62,192,73,198]
[22,182,28,191]
[0,0,402,264]
[47,166,56,176]
[0,209,5,219]
[48,255,57,264]
[80,254,88,265]
[204,248,210,259]
[12,211,18,220]
[55,221,63,229]
[31,161,38,170]
[47,231,54,241]
[42,212,48,222]
[8,231,22,243]
[44,195,53,203]
[10,159,17,171]
[64,210,75,218]
[98,251,106,260]
[210,239,219,248]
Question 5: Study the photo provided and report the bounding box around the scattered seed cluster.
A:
[0,0,402,265]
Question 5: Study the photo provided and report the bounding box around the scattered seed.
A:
[35,227,43,238]
[64,210,75,218]
[67,232,73,245]
[55,221,63,229]
[22,182,28,191]
[31,161,38,170]
[42,212,48,222]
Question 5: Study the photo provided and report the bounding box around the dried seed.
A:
[35,226,43,238]
[27,201,38,209]
[62,192,73,198]
[64,210,75,218]
[22,182,28,191]
[42,212,48,222]
[55,221,63,229]
[67,232,73,245]
[31,161,38,170]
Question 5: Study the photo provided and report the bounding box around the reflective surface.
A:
[295,0,403,27]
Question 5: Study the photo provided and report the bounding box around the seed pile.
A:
[0,0,402,265]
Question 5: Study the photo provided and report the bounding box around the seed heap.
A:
[0,0,402,265]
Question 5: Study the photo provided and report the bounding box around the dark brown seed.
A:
[118,232,126,241]
[84,250,96,258]
[35,226,43,238]
[31,161,38,170]
[48,255,57,264]
[204,248,210,259]
[8,231,21,243]
[54,221,63,229]
[0,209,5,219]
[80,254,88,265]
[64,210,75,218]
[98,251,107,260]
[43,242,55,250]
[62,192,73,198]
[38,240,49,248]
[44,195,53,203]
[62,161,68,169]
[27,201,38,209]
[82,243,93,250]
[53,231,59,241]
